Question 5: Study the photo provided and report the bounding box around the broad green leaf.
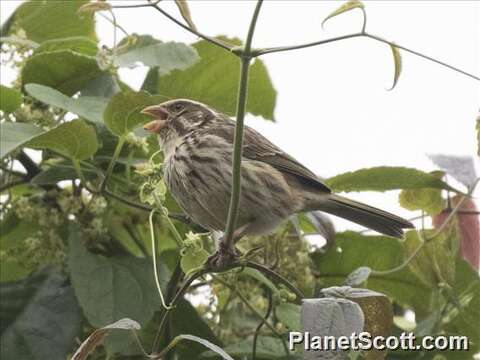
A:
[403,228,458,288]
[276,303,301,331]
[322,0,365,28]
[72,318,140,360]
[444,259,480,350]
[34,36,98,56]
[180,247,209,274]
[0,85,22,113]
[114,35,199,71]
[0,269,82,360]
[325,167,455,193]
[81,73,120,98]
[27,119,98,160]
[399,187,444,215]
[170,299,224,359]
[312,231,433,318]
[68,226,166,328]
[77,1,112,17]
[22,50,102,96]
[26,84,108,123]
[157,37,277,120]
[31,163,98,185]
[202,336,288,359]
[174,1,197,31]
[388,44,402,90]
[12,0,96,43]
[0,122,43,159]
[103,91,164,136]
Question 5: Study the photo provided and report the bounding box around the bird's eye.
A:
[173,104,184,112]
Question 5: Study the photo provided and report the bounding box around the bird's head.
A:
[141,99,217,139]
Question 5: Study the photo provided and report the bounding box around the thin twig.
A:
[113,1,234,52]
[255,32,479,81]
[252,291,273,360]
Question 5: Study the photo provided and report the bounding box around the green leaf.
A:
[276,303,301,331]
[22,50,103,96]
[180,247,209,275]
[312,231,433,318]
[0,269,82,360]
[26,84,108,123]
[114,35,199,71]
[169,299,223,359]
[174,1,197,31]
[68,226,166,328]
[31,163,98,185]
[388,44,402,90]
[157,37,277,120]
[27,119,98,160]
[403,228,458,288]
[326,167,455,193]
[0,85,22,113]
[72,318,140,360]
[0,122,43,159]
[399,188,444,215]
[103,91,164,136]
[322,0,365,28]
[34,36,98,56]
[444,259,480,350]
[12,0,96,43]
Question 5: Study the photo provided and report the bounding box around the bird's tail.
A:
[315,194,414,238]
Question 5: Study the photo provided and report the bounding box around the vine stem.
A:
[101,135,126,191]
[371,177,479,276]
[149,209,173,310]
[224,0,263,247]
[153,194,184,247]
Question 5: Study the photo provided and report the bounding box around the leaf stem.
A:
[149,2,234,52]
[101,135,126,191]
[224,0,263,247]
[149,209,173,310]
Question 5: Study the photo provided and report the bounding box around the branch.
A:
[255,32,479,81]
[0,180,27,193]
[17,150,40,179]
[111,1,234,52]
[224,0,263,247]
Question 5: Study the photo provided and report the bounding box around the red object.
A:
[433,196,480,270]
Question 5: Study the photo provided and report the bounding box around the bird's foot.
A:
[207,242,240,271]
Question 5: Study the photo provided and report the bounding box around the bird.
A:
[142,99,414,267]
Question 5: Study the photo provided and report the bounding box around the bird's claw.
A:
[207,242,240,271]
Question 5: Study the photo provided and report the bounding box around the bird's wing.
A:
[204,120,330,193]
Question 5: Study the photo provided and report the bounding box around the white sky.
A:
[1,1,479,232]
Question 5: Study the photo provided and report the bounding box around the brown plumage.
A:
[142,99,414,266]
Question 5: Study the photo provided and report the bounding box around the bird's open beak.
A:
[141,105,169,133]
